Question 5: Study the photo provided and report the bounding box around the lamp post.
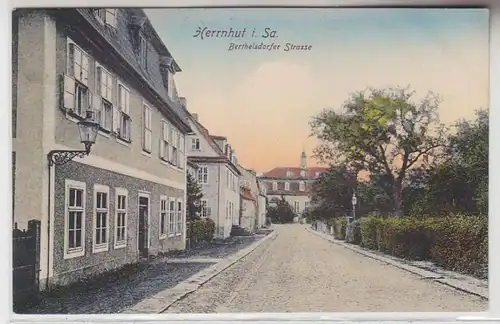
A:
[351,192,357,220]
[47,110,100,165]
[45,110,99,289]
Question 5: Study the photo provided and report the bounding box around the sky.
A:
[145,8,489,173]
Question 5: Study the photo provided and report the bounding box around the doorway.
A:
[138,194,150,259]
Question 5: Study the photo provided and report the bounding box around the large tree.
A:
[310,166,357,218]
[310,87,448,217]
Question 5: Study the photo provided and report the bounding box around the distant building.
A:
[258,151,327,218]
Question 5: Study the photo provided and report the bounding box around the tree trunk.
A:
[393,183,404,217]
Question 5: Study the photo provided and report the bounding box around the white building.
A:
[12,8,190,288]
[237,165,260,232]
[256,180,268,228]
[184,111,241,239]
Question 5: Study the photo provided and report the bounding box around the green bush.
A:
[351,220,362,245]
[190,218,216,244]
[332,218,347,240]
[356,214,488,278]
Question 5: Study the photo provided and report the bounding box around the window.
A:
[142,104,152,153]
[115,188,128,248]
[201,200,208,218]
[272,182,278,191]
[95,64,113,130]
[198,166,208,184]
[171,130,179,165]
[167,72,175,100]
[160,121,171,162]
[315,172,321,178]
[286,171,293,177]
[305,201,310,209]
[159,196,168,238]
[64,180,86,258]
[178,132,185,168]
[191,138,200,150]
[168,198,176,235]
[300,170,306,177]
[139,34,148,69]
[93,185,109,253]
[62,43,92,119]
[176,199,183,235]
[160,121,184,168]
[117,83,131,141]
[285,182,290,191]
[299,181,305,192]
[294,201,300,213]
[93,8,117,28]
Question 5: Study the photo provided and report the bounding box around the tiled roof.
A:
[260,167,328,179]
[72,8,190,132]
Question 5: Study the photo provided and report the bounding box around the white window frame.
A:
[178,132,185,169]
[95,62,114,131]
[176,198,183,236]
[315,172,321,178]
[114,188,128,249]
[168,197,176,237]
[117,81,131,142]
[272,182,278,191]
[64,179,86,259]
[159,195,168,239]
[191,138,200,151]
[286,171,293,177]
[285,182,290,191]
[142,103,152,153]
[198,166,209,184]
[92,184,110,253]
[299,181,305,192]
[300,170,306,177]
[160,120,170,162]
[201,199,208,218]
[93,8,117,28]
[63,40,92,119]
[139,33,148,69]
[305,201,310,209]
[294,201,300,214]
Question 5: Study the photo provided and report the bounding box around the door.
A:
[138,196,149,259]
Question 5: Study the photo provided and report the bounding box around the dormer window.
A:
[93,9,117,28]
[138,34,148,69]
[300,170,306,177]
[286,171,293,177]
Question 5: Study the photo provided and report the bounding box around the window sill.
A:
[175,233,182,237]
[64,248,85,260]
[159,234,168,240]
[142,150,152,157]
[160,158,184,172]
[168,233,175,238]
[93,244,109,254]
[114,242,126,250]
[116,137,131,147]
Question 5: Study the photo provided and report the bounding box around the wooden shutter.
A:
[80,52,89,86]
[62,74,75,110]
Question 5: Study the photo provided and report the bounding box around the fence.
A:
[12,220,41,311]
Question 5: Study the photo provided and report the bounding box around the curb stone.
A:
[306,227,488,300]
[122,230,278,314]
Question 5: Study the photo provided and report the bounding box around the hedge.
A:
[354,214,487,279]
[189,218,216,244]
[332,218,347,240]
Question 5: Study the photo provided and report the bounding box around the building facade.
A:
[256,180,268,228]
[13,8,191,288]
[184,111,241,239]
[237,165,260,232]
[259,151,328,219]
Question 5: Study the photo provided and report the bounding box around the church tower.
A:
[300,150,307,169]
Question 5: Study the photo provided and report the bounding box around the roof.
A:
[68,8,191,133]
[241,187,256,201]
[260,167,328,179]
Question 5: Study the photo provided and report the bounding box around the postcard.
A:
[11,6,489,315]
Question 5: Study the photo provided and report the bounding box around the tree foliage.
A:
[310,87,448,216]
[186,173,204,222]
[267,197,296,223]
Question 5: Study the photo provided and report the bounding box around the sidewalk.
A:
[306,226,488,300]
[22,235,269,314]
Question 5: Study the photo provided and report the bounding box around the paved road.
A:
[164,224,487,313]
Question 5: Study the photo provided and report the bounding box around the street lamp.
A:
[351,192,357,220]
[47,110,100,166]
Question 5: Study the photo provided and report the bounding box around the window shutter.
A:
[105,9,117,28]
[81,54,89,86]
[96,67,102,96]
[112,105,120,134]
[124,90,130,115]
[62,74,75,110]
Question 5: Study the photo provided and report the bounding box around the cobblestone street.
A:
[164,224,488,313]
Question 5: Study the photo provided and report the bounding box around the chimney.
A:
[179,97,187,108]
[191,113,198,121]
